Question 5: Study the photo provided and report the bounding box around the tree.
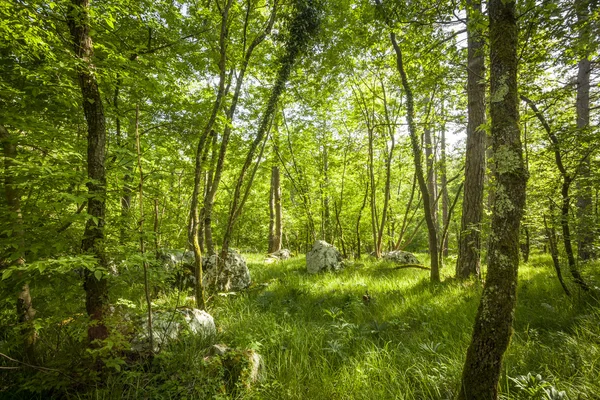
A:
[67,0,110,343]
[458,0,527,397]
[456,0,486,280]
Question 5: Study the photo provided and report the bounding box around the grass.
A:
[1,252,599,399]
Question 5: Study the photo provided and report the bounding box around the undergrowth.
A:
[1,253,598,399]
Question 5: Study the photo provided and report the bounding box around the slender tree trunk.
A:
[544,212,571,296]
[575,0,594,261]
[425,127,438,237]
[520,95,589,291]
[440,119,449,257]
[221,2,319,256]
[377,83,395,257]
[368,127,379,257]
[457,0,486,280]
[1,125,36,360]
[356,181,369,259]
[134,106,154,353]
[388,31,440,282]
[189,0,234,309]
[268,166,282,253]
[68,0,109,343]
[459,1,526,398]
[202,1,277,256]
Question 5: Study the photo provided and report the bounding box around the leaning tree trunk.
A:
[457,0,486,280]
[68,0,109,343]
[458,0,527,398]
[220,0,320,256]
[575,0,594,261]
[388,32,440,282]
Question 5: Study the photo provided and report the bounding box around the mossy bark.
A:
[457,0,486,280]
[458,0,527,398]
[68,0,109,343]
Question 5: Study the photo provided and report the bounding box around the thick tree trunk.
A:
[457,0,486,280]
[68,0,109,343]
[268,166,283,253]
[575,0,593,261]
[458,1,526,398]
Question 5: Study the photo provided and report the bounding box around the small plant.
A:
[509,372,568,400]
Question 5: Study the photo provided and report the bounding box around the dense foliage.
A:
[1,0,598,398]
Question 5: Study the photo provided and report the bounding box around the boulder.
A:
[158,249,195,270]
[306,240,343,274]
[133,308,216,352]
[203,249,251,292]
[382,250,420,265]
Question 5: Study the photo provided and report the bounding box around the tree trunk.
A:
[388,32,440,282]
[459,0,526,398]
[575,0,593,261]
[1,125,36,360]
[202,1,277,256]
[520,95,589,291]
[356,181,369,259]
[424,127,438,239]
[220,1,319,256]
[268,165,283,253]
[68,0,109,343]
[440,119,449,257]
[544,212,571,297]
[457,0,486,280]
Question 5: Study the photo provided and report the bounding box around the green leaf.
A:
[94,270,102,281]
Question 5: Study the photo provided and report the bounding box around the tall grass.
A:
[1,253,598,399]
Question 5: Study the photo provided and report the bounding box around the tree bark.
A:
[268,165,283,253]
[440,119,449,257]
[458,0,526,398]
[575,0,594,261]
[457,0,486,280]
[202,1,277,256]
[1,125,36,360]
[68,0,109,343]
[388,32,440,282]
[520,95,589,291]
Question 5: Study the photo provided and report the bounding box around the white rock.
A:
[203,249,251,291]
[133,308,215,352]
[382,250,420,265]
[306,240,343,274]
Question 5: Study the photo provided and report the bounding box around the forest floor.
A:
[2,253,600,399]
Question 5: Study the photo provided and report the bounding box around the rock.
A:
[203,249,251,292]
[270,248,292,260]
[382,250,420,265]
[158,249,195,270]
[265,248,292,263]
[306,240,343,274]
[206,344,264,391]
[132,308,215,352]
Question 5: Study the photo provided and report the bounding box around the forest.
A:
[1,0,599,398]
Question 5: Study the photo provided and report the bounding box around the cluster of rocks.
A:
[132,308,262,392]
